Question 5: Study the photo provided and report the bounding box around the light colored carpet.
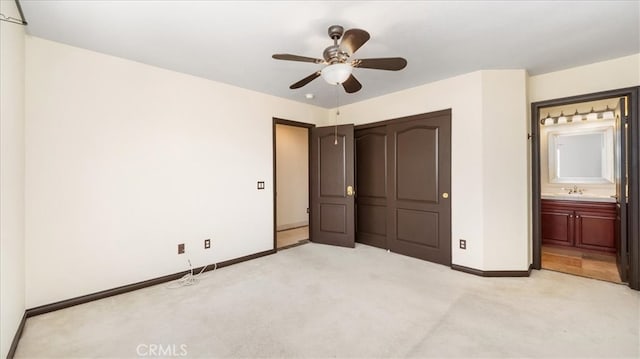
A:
[15,243,640,358]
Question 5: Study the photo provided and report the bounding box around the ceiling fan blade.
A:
[342,74,362,94]
[290,72,321,89]
[339,29,370,56]
[273,54,324,64]
[353,57,407,71]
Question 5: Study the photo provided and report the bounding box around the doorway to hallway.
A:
[273,118,313,250]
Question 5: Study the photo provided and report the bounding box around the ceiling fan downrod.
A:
[324,25,347,64]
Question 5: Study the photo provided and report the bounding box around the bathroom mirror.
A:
[548,126,614,184]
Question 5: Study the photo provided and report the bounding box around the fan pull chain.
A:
[335,85,340,145]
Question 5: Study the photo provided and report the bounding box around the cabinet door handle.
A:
[569,215,574,218]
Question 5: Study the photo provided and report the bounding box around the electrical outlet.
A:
[204,239,211,249]
[178,243,185,254]
[459,239,466,250]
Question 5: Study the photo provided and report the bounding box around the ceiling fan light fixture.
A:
[273,25,406,93]
[321,63,352,85]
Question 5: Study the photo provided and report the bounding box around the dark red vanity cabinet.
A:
[541,199,616,253]
[541,205,575,247]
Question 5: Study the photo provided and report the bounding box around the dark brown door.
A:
[310,124,355,248]
[616,97,628,280]
[387,112,451,265]
[355,126,388,249]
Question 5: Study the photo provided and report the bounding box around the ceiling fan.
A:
[272,25,407,94]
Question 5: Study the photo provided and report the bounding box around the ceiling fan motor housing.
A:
[324,25,349,63]
[323,45,349,63]
[327,25,344,40]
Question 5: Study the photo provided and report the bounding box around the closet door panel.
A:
[387,112,451,265]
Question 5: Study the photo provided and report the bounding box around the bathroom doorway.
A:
[273,118,313,250]
[531,87,640,289]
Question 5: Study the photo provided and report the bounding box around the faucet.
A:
[568,185,583,194]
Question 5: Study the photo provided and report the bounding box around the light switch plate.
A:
[257,181,265,190]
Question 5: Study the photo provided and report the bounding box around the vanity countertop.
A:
[541,193,616,203]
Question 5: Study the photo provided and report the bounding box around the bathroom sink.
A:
[541,193,616,203]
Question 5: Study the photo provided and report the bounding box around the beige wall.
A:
[481,70,529,270]
[24,37,328,307]
[528,54,640,103]
[0,1,26,357]
[18,31,640,313]
[276,124,309,230]
[321,72,485,269]
[318,70,530,271]
[527,53,640,263]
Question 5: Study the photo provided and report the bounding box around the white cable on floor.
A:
[167,259,217,289]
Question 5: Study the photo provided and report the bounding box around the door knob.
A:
[442,192,449,199]
[347,185,355,196]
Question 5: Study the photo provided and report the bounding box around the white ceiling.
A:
[18,0,640,108]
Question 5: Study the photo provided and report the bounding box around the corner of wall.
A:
[480,70,530,271]
[0,1,27,357]
[525,71,533,266]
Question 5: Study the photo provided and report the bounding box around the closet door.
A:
[387,113,451,265]
[355,126,388,249]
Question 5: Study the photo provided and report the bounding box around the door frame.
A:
[530,87,640,290]
[272,118,315,250]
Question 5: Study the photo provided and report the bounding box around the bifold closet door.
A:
[387,113,451,265]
